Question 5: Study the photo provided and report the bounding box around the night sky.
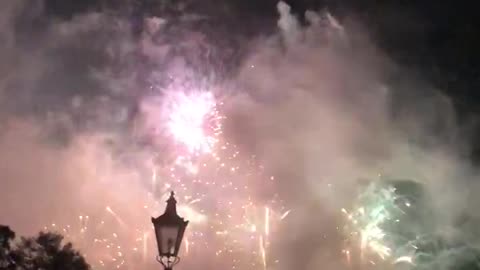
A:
[44,0,479,97]
[41,0,480,159]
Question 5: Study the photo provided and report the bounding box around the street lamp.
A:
[152,191,189,270]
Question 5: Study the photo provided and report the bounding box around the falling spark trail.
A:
[189,198,201,204]
[106,206,126,228]
[344,249,351,266]
[260,236,267,270]
[280,210,291,220]
[265,207,270,236]
[143,231,148,262]
[152,167,157,194]
[185,237,190,254]
[394,256,414,264]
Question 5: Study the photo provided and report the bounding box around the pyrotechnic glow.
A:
[177,204,207,224]
[341,181,424,267]
[44,214,147,270]
[394,256,413,264]
[260,236,267,270]
[164,91,221,154]
[158,89,288,269]
[280,210,291,220]
[45,88,287,270]
[106,206,126,228]
[155,90,288,268]
[341,184,398,264]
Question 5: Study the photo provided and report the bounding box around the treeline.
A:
[0,225,90,270]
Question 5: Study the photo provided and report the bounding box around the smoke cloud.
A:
[0,1,478,270]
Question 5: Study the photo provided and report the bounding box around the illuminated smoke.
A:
[1,1,479,270]
[164,91,221,154]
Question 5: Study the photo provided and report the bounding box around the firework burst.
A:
[46,87,288,270]
[341,180,431,268]
[156,89,287,269]
[164,90,222,155]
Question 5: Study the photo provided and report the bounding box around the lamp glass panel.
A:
[160,226,179,255]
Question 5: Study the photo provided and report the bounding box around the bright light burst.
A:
[156,89,287,269]
[164,91,222,154]
[46,88,288,270]
[160,90,286,268]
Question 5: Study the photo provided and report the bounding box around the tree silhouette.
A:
[0,225,16,269]
[0,224,90,270]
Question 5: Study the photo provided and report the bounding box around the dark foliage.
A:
[0,225,16,269]
[0,225,90,270]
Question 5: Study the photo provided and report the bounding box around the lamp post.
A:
[152,191,189,270]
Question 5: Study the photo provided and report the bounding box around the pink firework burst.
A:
[165,91,222,154]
